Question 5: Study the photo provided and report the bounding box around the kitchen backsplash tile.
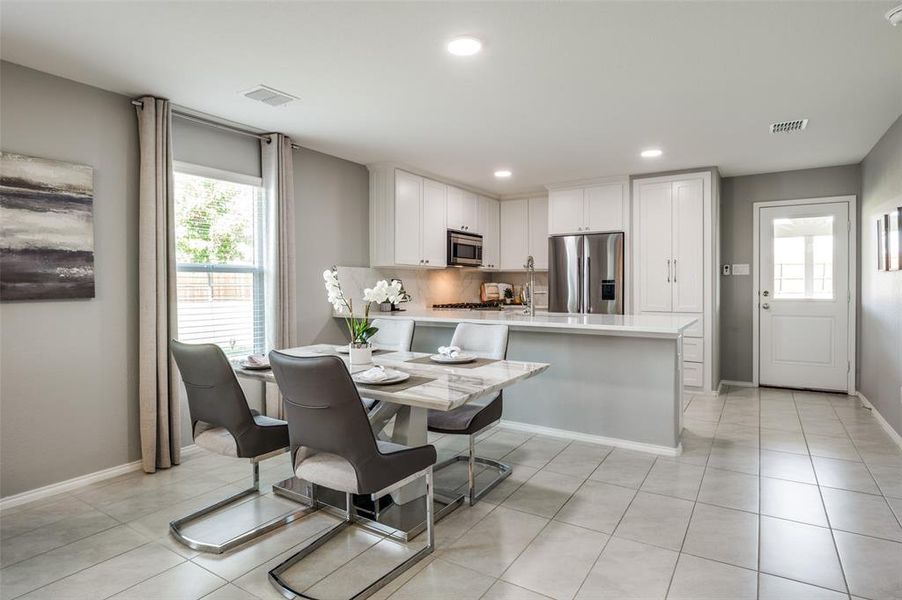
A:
[334,266,488,308]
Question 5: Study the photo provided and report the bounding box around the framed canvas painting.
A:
[0,152,95,300]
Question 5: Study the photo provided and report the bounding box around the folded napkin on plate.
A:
[355,365,391,383]
[245,354,269,367]
[437,345,461,358]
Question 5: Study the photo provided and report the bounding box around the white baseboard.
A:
[0,444,202,511]
[499,420,682,457]
[720,380,758,388]
[856,392,902,451]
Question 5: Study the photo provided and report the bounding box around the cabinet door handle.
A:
[666,259,671,282]
[673,259,677,283]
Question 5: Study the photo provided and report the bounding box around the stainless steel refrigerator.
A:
[548,232,624,314]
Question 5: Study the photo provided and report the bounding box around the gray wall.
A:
[294,147,370,345]
[0,61,371,498]
[719,165,861,382]
[859,114,902,437]
[0,62,141,497]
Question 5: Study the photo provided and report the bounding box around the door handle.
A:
[666,259,671,283]
[762,290,770,297]
[762,303,770,310]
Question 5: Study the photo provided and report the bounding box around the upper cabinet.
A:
[447,186,479,233]
[478,196,501,270]
[499,195,549,271]
[370,167,447,268]
[548,180,627,235]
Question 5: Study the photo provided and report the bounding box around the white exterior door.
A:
[394,171,422,266]
[671,179,704,313]
[638,182,673,312]
[759,201,850,391]
[548,188,585,234]
[421,179,447,266]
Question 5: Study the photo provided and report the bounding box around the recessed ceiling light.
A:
[494,169,512,178]
[447,37,482,56]
[640,149,663,158]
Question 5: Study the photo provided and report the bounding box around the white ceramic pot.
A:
[349,342,373,366]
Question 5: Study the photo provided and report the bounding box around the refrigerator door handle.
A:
[584,255,591,314]
[576,261,586,313]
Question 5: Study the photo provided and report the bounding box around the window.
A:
[772,216,833,299]
[174,165,264,358]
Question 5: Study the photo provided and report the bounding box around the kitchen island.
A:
[345,309,698,454]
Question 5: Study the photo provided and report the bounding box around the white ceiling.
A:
[2,1,901,194]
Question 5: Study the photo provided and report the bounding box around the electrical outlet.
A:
[722,264,731,276]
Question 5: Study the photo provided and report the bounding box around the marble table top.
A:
[234,344,550,412]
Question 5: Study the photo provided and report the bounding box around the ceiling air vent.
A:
[770,119,808,134]
[241,85,298,107]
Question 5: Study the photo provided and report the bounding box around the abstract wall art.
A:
[0,152,95,300]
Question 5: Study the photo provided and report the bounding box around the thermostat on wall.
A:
[732,264,750,276]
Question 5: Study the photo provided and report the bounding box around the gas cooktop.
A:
[432,302,504,311]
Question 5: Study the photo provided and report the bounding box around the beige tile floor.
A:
[2,386,902,599]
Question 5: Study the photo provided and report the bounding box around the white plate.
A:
[240,362,271,370]
[429,353,477,364]
[352,370,410,386]
[334,345,350,354]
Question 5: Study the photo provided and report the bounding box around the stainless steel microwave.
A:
[447,230,483,267]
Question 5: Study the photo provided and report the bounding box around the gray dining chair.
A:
[169,340,310,554]
[426,322,510,506]
[267,351,436,600]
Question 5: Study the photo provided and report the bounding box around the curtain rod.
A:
[131,99,301,150]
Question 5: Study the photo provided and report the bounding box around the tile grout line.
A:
[794,390,853,597]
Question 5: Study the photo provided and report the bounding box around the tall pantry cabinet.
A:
[632,171,719,394]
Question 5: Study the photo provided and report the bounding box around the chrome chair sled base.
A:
[169,454,315,555]
[434,428,511,506]
[268,469,435,600]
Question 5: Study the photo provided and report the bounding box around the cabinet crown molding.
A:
[544,175,629,191]
[366,162,500,200]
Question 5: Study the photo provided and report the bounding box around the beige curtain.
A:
[135,96,180,473]
[262,133,298,353]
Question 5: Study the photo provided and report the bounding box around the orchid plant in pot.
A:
[323,267,403,365]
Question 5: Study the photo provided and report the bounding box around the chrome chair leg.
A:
[170,460,314,555]
[268,469,435,600]
[434,432,511,506]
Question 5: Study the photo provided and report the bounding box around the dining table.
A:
[234,343,549,540]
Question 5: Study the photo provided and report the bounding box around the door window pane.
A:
[773,216,833,299]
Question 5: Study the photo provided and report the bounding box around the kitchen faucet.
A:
[523,255,535,316]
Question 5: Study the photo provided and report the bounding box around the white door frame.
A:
[752,195,857,393]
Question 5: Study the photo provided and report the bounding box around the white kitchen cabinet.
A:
[478,195,500,270]
[586,183,625,232]
[422,178,448,267]
[447,186,478,233]
[500,196,548,271]
[500,199,529,271]
[393,170,423,266]
[529,196,549,269]
[671,179,704,313]
[374,168,448,268]
[548,188,584,235]
[632,171,717,394]
[636,180,703,314]
[548,181,626,235]
[637,182,673,312]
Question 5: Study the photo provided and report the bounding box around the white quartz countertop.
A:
[337,308,698,338]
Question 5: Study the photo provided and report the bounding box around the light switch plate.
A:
[732,263,750,276]
[722,264,731,275]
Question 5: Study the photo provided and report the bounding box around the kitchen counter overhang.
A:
[333,309,694,455]
[336,308,697,339]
